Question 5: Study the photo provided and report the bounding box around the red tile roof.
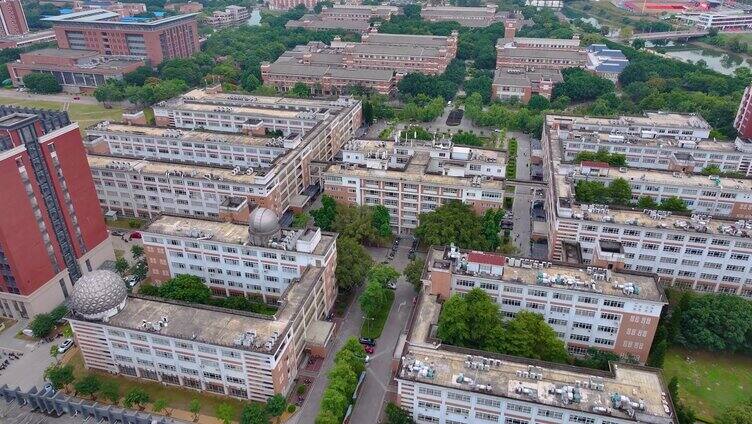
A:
[467,251,505,266]
[580,161,610,168]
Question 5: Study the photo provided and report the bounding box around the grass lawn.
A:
[360,290,394,339]
[107,216,145,230]
[662,347,752,421]
[66,351,248,420]
[0,97,123,129]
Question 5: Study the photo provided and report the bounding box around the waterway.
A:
[247,9,262,26]
[646,41,752,75]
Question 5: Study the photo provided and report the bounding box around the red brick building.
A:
[0,106,114,319]
[0,0,28,36]
[268,0,317,11]
[44,9,199,65]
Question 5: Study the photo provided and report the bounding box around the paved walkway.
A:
[0,320,57,391]
[510,136,534,257]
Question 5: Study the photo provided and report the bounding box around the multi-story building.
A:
[395,289,675,424]
[268,0,317,11]
[44,9,200,65]
[491,67,562,103]
[285,15,372,32]
[285,4,398,32]
[321,137,506,234]
[205,5,250,29]
[7,48,145,93]
[164,2,204,13]
[735,84,752,140]
[0,29,56,49]
[141,208,337,304]
[543,113,752,176]
[678,8,752,30]
[68,260,336,402]
[425,245,665,361]
[585,44,629,82]
[260,62,395,95]
[570,162,752,219]
[73,0,147,17]
[0,0,28,36]
[496,37,587,70]
[542,114,752,296]
[0,106,114,319]
[421,5,507,27]
[88,88,362,218]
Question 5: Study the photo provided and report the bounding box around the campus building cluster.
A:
[0,0,56,49]
[285,4,399,32]
[7,9,199,92]
[420,5,512,27]
[678,8,752,30]
[68,207,338,402]
[320,136,506,234]
[260,31,459,95]
[205,5,250,29]
[542,112,752,296]
[86,86,362,219]
[0,106,114,319]
[396,284,674,424]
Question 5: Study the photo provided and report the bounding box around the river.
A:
[247,9,262,26]
[646,41,751,75]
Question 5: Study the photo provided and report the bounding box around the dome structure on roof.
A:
[70,270,128,320]
[248,207,280,245]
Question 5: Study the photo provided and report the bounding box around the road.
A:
[0,320,57,391]
[510,135,534,257]
[349,241,415,423]
[0,90,101,105]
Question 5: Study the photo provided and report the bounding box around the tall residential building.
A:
[396,289,675,424]
[0,0,28,36]
[86,87,362,219]
[0,106,114,319]
[425,245,666,361]
[320,137,506,234]
[43,9,199,65]
[735,84,752,140]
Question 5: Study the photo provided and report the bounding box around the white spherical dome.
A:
[249,207,280,236]
[70,270,127,320]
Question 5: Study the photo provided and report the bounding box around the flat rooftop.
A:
[43,9,197,26]
[87,122,300,148]
[362,32,453,47]
[546,112,710,131]
[400,345,674,424]
[105,265,323,353]
[493,67,563,86]
[425,246,664,302]
[582,166,752,192]
[265,63,393,81]
[144,214,336,257]
[498,47,587,61]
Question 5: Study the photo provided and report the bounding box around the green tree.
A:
[319,388,348,421]
[631,38,646,49]
[553,68,614,102]
[415,201,492,251]
[717,399,752,424]
[99,380,120,404]
[359,280,386,319]
[94,81,126,103]
[291,82,311,98]
[291,212,309,228]
[674,293,752,352]
[130,244,144,259]
[216,403,236,424]
[464,289,503,348]
[123,388,150,410]
[124,66,155,86]
[74,374,101,399]
[44,364,74,391]
[22,72,61,94]
[334,341,366,376]
[335,237,372,290]
[403,259,425,291]
[49,305,68,322]
[372,205,392,237]
[159,274,212,303]
[527,95,551,111]
[152,398,168,414]
[241,403,270,424]
[115,257,129,275]
[49,344,60,360]
[368,264,399,287]
[637,196,658,209]
[30,313,56,338]
[497,311,570,363]
[310,195,337,230]
[452,132,483,146]
[266,394,286,424]
[701,164,722,175]
[660,196,688,212]
[315,409,341,424]
[386,402,415,424]
[362,100,374,125]
[436,294,469,346]
[189,398,202,421]
[608,178,633,205]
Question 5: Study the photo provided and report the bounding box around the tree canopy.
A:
[415,202,503,251]
[23,73,61,94]
[316,337,366,423]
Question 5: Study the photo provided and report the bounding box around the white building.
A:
[678,8,752,31]
[425,245,665,362]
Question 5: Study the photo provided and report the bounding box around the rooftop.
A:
[576,165,752,192]
[493,67,563,86]
[362,32,455,47]
[425,246,664,302]
[498,47,587,61]
[546,112,711,131]
[43,9,197,26]
[102,265,324,354]
[143,214,336,256]
[265,62,394,81]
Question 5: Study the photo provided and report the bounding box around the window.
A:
[601,312,620,321]
[447,392,470,402]
[603,300,624,308]
[570,415,595,424]
[575,309,595,317]
[507,403,532,413]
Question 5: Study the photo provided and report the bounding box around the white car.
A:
[57,339,74,354]
[125,275,139,288]
[386,281,397,290]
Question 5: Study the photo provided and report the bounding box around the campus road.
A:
[0,90,100,105]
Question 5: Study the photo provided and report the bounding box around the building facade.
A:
[267,0,317,11]
[73,0,148,17]
[0,0,28,36]
[421,5,506,27]
[0,107,114,319]
[496,37,587,70]
[205,5,250,29]
[44,9,200,65]
[321,137,506,234]
[492,67,562,103]
[0,29,55,49]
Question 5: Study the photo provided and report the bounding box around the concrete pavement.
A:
[0,90,101,106]
[0,320,57,391]
[510,136,534,257]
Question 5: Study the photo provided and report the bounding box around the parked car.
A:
[364,345,374,354]
[386,281,397,290]
[73,96,80,100]
[364,355,371,364]
[57,338,74,354]
[124,275,140,288]
[129,232,142,239]
[111,230,125,237]
[359,337,376,347]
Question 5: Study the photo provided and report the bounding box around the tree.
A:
[701,164,722,175]
[527,95,550,111]
[335,237,372,290]
[159,274,212,303]
[152,398,168,414]
[368,264,399,287]
[495,311,569,362]
[660,196,688,212]
[436,294,469,346]
[452,132,483,146]
[362,100,374,125]
[291,212,309,228]
[631,38,646,49]
[291,82,311,98]
[94,81,126,103]
[319,388,348,421]
[115,257,129,275]
[403,4,421,19]
[334,339,366,376]
[553,68,615,102]
[22,72,61,94]
[189,398,202,421]
[241,403,270,424]
[386,402,415,424]
[123,388,150,410]
[608,178,633,205]
[130,245,144,259]
[310,195,337,230]
[124,66,155,86]
[372,205,392,237]
[403,259,425,291]
[315,409,341,424]
[717,399,752,424]
[674,293,752,352]
[99,380,121,404]
[216,403,236,424]
[359,280,387,319]
[266,394,286,424]
[44,364,74,391]
[415,201,494,251]
[637,196,658,209]
[49,344,60,360]
[30,313,56,338]
[74,374,101,399]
